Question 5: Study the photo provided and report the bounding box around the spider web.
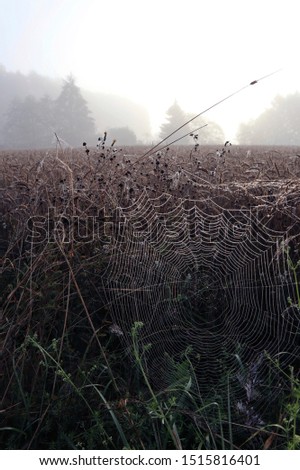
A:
[101,189,300,429]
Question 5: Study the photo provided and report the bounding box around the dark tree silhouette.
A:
[34,94,55,147]
[2,75,96,149]
[159,101,225,145]
[0,66,151,147]
[3,94,55,149]
[54,75,95,146]
[3,96,40,148]
[237,93,300,145]
[108,126,137,145]
[159,101,191,145]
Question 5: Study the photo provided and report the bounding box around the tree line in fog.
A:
[0,66,151,149]
[1,65,300,149]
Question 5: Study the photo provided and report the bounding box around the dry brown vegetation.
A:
[1,144,300,450]
[2,144,300,206]
[2,144,300,243]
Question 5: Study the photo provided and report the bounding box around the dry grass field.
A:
[1,144,300,450]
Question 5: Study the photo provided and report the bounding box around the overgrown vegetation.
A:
[1,144,300,449]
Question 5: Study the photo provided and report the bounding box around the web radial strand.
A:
[102,193,300,413]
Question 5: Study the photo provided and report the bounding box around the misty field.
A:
[1,144,300,450]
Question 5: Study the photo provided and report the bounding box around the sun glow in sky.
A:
[1,0,300,140]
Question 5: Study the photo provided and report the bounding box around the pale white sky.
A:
[1,0,300,141]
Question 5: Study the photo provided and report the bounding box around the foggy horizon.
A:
[1,0,300,144]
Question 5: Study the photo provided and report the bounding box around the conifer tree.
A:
[54,75,95,146]
[159,100,190,144]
